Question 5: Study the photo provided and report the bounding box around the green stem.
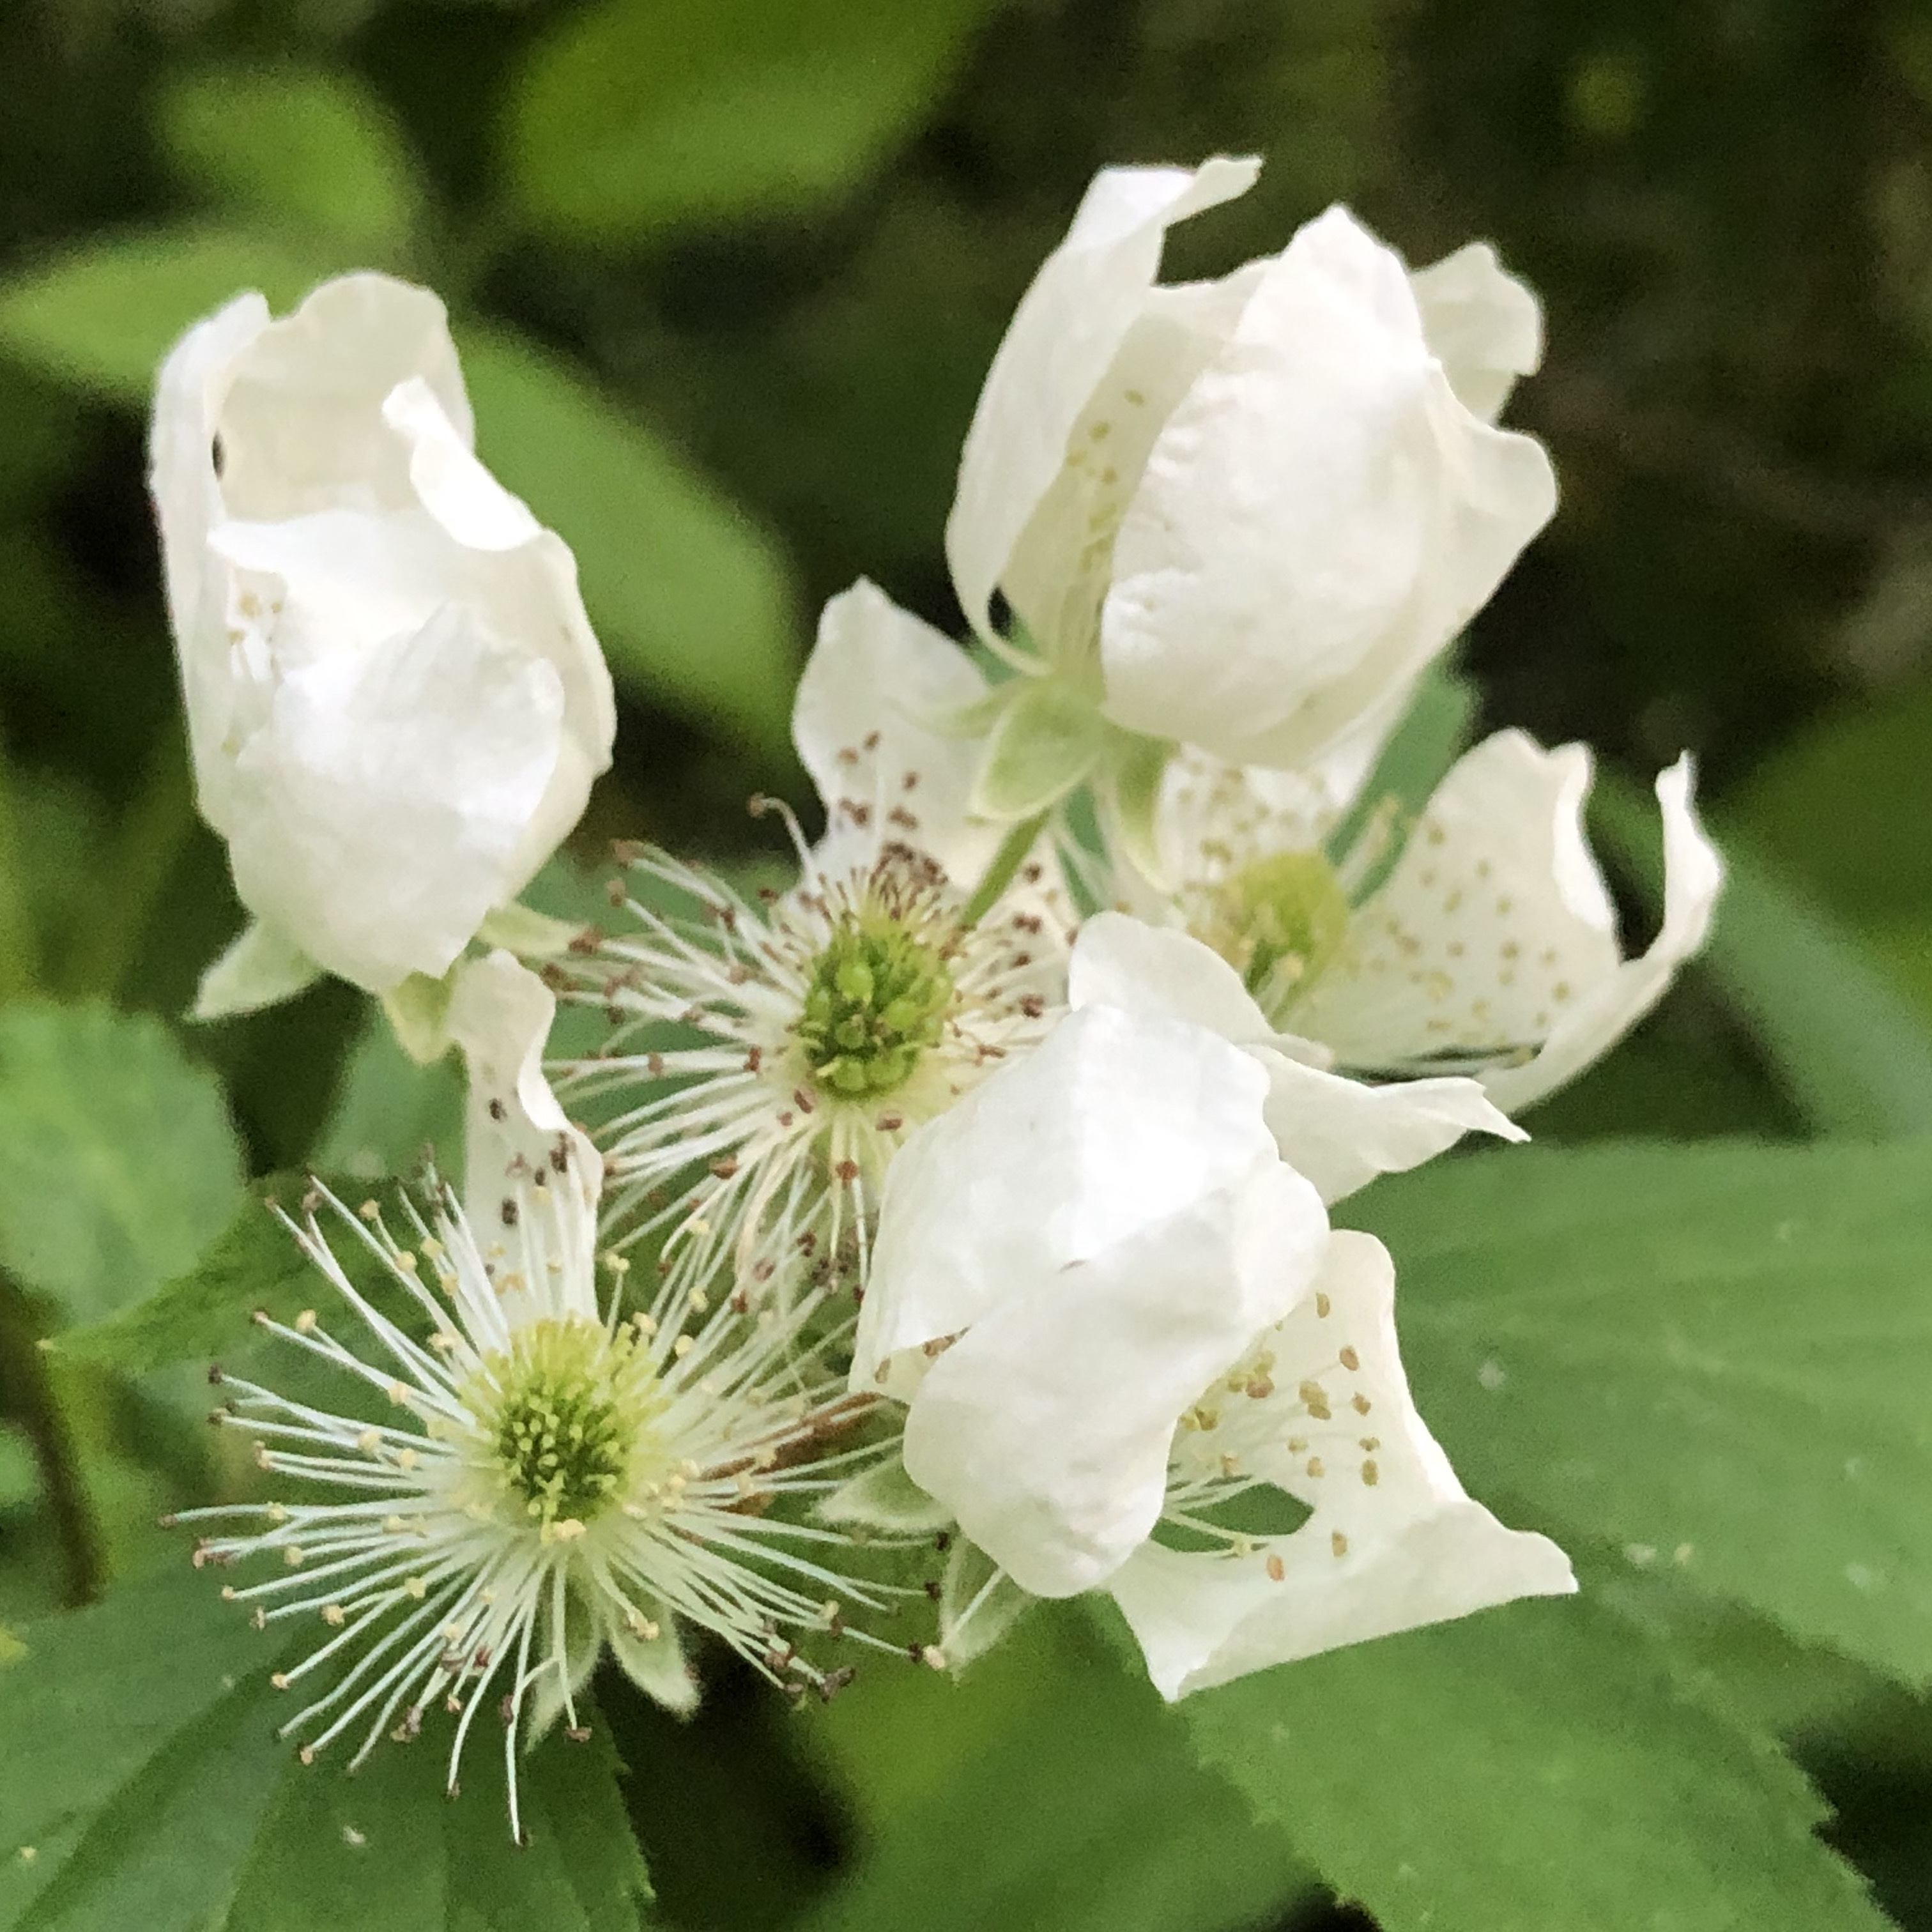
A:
[0,1276,103,1607]
[961,810,1052,927]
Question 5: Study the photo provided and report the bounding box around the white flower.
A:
[173,954,916,1840]
[558,579,1066,1305]
[852,917,1570,1689]
[1128,728,1724,1112]
[945,157,1555,787]
[150,273,615,1008]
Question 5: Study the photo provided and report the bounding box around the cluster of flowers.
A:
[152,158,1721,1835]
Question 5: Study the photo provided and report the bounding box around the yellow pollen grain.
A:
[1331,1531,1349,1558]
[1266,1554,1285,1582]
[1361,1459,1380,1486]
[1306,1456,1326,1478]
[1315,1293,1331,1318]
[1338,1346,1360,1372]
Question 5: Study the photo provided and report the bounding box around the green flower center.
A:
[468,1319,657,1533]
[1197,850,1352,1025]
[797,912,955,1099]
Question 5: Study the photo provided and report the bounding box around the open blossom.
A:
[849,916,1568,1687]
[150,273,615,1011]
[1122,728,1724,1112]
[173,954,916,1839]
[946,155,1555,785]
[558,579,1066,1303]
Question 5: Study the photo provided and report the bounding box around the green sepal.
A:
[190,919,321,1022]
[476,901,597,960]
[379,967,459,1066]
[1098,727,1176,892]
[969,677,1106,823]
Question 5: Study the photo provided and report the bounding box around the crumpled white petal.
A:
[856,999,1330,1595]
[445,949,601,1328]
[1068,912,1521,1202]
[1285,732,1721,1110]
[1409,240,1543,424]
[1482,755,1722,1112]
[854,1002,1284,1390]
[793,579,1000,885]
[1108,1230,1575,1698]
[149,272,615,997]
[946,157,1260,641]
[1101,208,1556,769]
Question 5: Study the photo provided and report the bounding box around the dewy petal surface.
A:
[946,156,1259,640]
[1101,207,1556,769]
[854,1002,1280,1390]
[1110,1230,1574,1699]
[1409,240,1544,425]
[1482,755,1722,1112]
[904,1156,1325,1597]
[793,578,999,884]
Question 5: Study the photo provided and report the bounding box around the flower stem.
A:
[961,811,1050,928]
[0,1275,104,1606]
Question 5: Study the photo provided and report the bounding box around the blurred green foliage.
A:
[6,0,1932,1928]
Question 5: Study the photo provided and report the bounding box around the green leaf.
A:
[1729,684,1932,927]
[1593,772,1932,1135]
[1180,1593,1888,1932]
[0,226,346,401]
[222,1704,650,1932]
[509,0,998,242]
[0,1568,285,1932]
[798,1607,1319,1932]
[310,1008,465,1183]
[970,677,1105,821]
[157,66,420,257]
[0,1573,650,1932]
[459,325,797,751]
[1358,1137,1932,1683]
[0,1004,242,1328]
[55,1173,339,1375]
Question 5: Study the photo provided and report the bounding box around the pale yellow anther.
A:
[322,1603,345,1626]
[295,1309,318,1335]
[402,1576,428,1600]
[396,1448,419,1471]
[690,1289,710,1314]
[283,1545,306,1567]
[270,1671,292,1690]
[673,1335,695,1358]
[386,1381,411,1406]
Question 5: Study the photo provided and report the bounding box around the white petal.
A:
[190,917,319,1021]
[1288,730,1620,1070]
[854,1003,1278,1392]
[383,376,540,551]
[1409,241,1543,424]
[1068,910,1274,1043]
[793,579,997,884]
[903,1155,1326,1597]
[149,290,271,825]
[1000,263,1267,658]
[946,157,1260,640]
[1482,755,1721,1112]
[1112,1230,1574,1698]
[215,273,470,522]
[445,949,602,1326]
[1101,206,1556,769]
[1254,1050,1524,1204]
[224,603,566,989]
